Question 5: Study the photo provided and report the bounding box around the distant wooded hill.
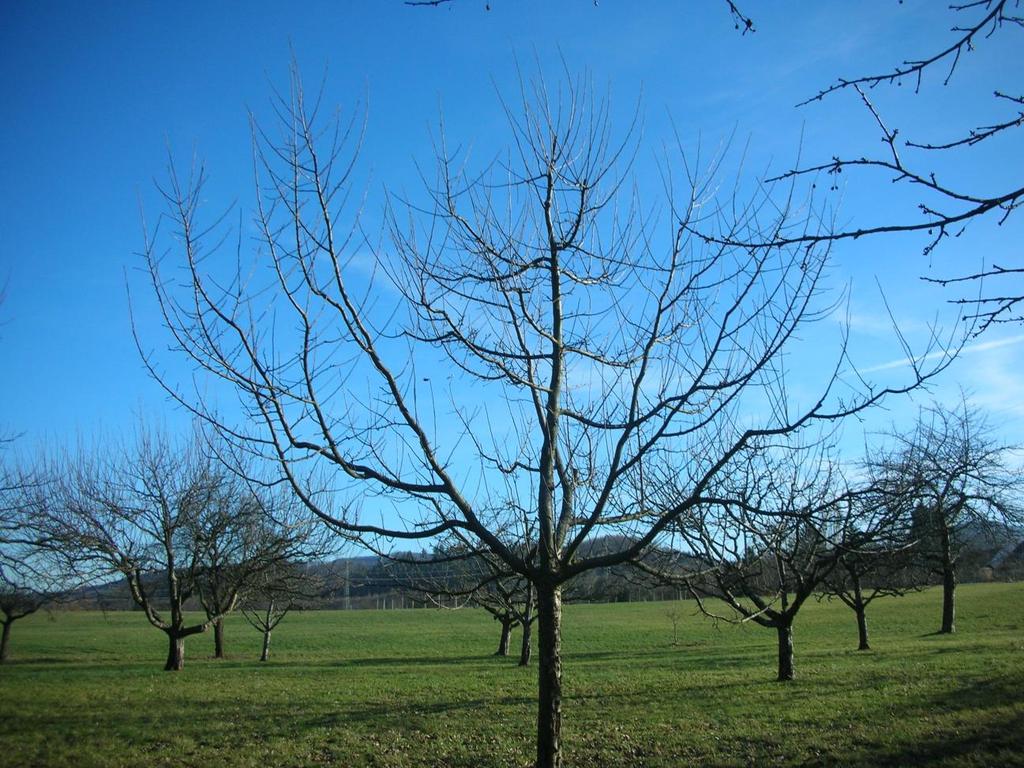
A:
[66,526,1024,612]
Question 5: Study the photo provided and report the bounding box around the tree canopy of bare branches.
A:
[0,463,71,663]
[869,400,1023,635]
[647,438,896,681]
[192,477,325,660]
[46,427,310,670]
[140,66,947,766]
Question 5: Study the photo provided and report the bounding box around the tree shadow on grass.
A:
[304,694,535,729]
[835,710,1024,767]
[827,675,1024,767]
[0,655,83,666]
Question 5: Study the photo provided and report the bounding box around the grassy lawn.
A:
[1,582,1022,767]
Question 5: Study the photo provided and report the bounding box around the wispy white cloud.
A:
[859,334,1024,375]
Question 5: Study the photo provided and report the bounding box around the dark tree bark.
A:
[536,584,563,768]
[940,565,956,634]
[938,518,957,634]
[519,584,534,667]
[164,633,185,672]
[850,575,870,651]
[495,616,514,656]
[855,604,870,651]
[0,620,11,663]
[777,623,794,682]
[213,617,225,658]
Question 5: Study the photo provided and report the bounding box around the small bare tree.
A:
[241,560,322,662]
[140,66,947,765]
[820,523,919,652]
[192,480,321,660]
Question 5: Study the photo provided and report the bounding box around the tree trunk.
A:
[260,601,274,662]
[0,620,11,663]
[776,623,794,682]
[496,618,513,656]
[260,628,271,662]
[536,583,563,768]
[940,566,956,634]
[851,606,868,651]
[164,633,185,671]
[213,618,225,658]
[520,584,534,666]
[852,576,870,650]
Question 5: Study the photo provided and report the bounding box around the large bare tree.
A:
[140,68,948,766]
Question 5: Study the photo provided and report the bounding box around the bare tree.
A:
[47,428,249,671]
[651,439,884,681]
[819,497,920,652]
[388,543,537,661]
[140,66,946,766]
[871,401,1022,635]
[0,464,70,663]
[192,478,322,660]
[241,560,322,662]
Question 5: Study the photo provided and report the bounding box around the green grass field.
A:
[1,583,1022,767]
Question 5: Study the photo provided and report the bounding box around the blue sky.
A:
[1,0,1021,460]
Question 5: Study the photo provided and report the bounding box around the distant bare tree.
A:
[649,440,879,681]
[47,428,249,671]
[192,478,322,660]
[141,65,947,765]
[384,542,534,660]
[241,560,322,662]
[820,499,919,652]
[871,401,1023,634]
[0,464,70,663]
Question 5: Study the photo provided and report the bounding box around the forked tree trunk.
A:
[0,620,11,663]
[536,583,563,768]
[213,618,225,658]
[520,583,534,667]
[260,629,272,662]
[496,617,514,656]
[776,623,794,682]
[165,633,185,671]
[940,566,956,634]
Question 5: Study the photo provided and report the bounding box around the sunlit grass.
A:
[1,583,1021,766]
